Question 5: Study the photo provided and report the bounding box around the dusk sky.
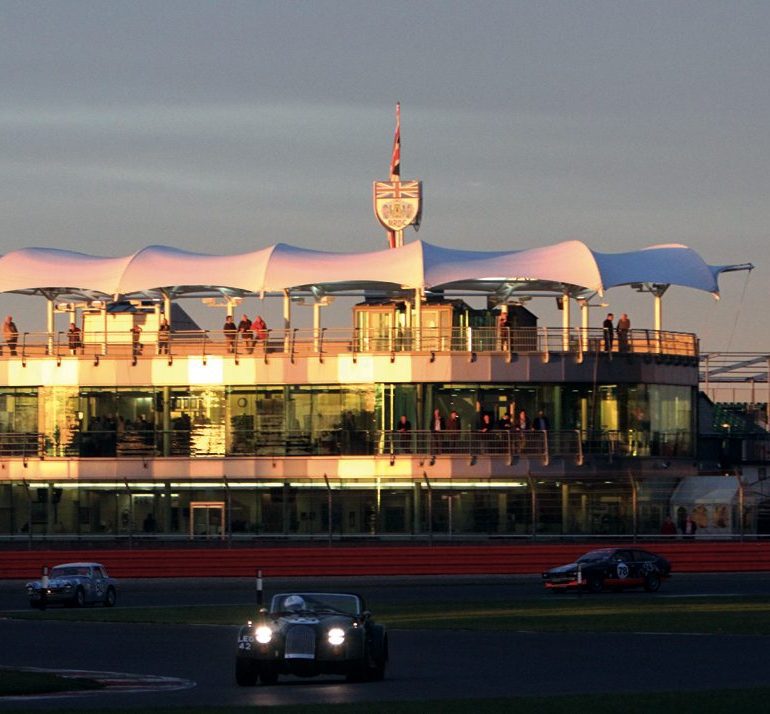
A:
[1,0,768,351]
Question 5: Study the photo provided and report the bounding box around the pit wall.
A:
[1,542,768,579]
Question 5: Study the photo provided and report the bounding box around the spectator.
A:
[477,412,493,453]
[3,315,19,356]
[533,409,550,431]
[602,313,614,353]
[67,322,82,355]
[395,414,411,453]
[430,408,445,453]
[157,317,170,355]
[617,313,631,352]
[223,315,237,353]
[251,315,268,351]
[446,409,461,451]
[130,324,142,356]
[237,314,253,353]
[660,515,677,536]
[682,514,697,539]
[514,409,530,453]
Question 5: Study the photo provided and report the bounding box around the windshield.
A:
[51,566,89,578]
[271,593,360,616]
[576,549,614,564]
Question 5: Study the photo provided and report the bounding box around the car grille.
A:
[285,625,316,660]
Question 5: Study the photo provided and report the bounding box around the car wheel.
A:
[73,586,86,608]
[235,658,258,687]
[365,628,387,681]
[587,575,604,594]
[259,671,278,685]
[104,587,117,607]
[644,573,661,592]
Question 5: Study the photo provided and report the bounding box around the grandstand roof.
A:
[0,240,751,302]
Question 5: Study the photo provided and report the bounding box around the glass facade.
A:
[0,380,699,539]
[1,475,706,539]
[0,382,695,459]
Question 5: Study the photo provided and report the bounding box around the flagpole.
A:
[390,103,402,249]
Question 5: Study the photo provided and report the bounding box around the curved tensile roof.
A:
[0,240,749,301]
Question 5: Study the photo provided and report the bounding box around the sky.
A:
[1,0,768,351]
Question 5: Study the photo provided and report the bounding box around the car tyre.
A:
[73,586,86,608]
[587,575,604,594]
[104,587,117,607]
[235,658,258,687]
[644,573,661,592]
[366,628,388,681]
[259,670,278,685]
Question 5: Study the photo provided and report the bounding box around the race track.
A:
[1,574,769,709]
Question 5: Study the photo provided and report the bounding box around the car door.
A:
[92,566,106,601]
[609,549,638,588]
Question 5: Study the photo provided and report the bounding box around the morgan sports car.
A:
[236,592,388,686]
[542,547,672,593]
[25,562,118,609]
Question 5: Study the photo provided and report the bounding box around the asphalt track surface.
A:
[1,573,769,710]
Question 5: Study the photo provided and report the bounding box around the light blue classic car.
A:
[25,562,118,609]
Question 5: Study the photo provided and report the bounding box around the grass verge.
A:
[0,667,103,696]
[4,595,770,634]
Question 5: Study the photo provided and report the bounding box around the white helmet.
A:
[284,595,305,611]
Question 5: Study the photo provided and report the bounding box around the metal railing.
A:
[0,326,699,361]
[0,428,701,461]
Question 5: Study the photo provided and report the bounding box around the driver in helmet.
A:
[284,594,305,612]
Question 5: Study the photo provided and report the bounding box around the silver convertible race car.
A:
[236,592,388,686]
[25,562,118,609]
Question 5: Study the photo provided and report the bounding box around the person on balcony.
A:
[251,315,268,352]
[430,408,445,454]
[533,410,550,431]
[157,317,170,355]
[395,414,411,453]
[223,315,237,353]
[617,313,631,352]
[514,409,531,453]
[446,409,461,452]
[67,322,82,355]
[477,412,493,453]
[130,324,142,356]
[237,314,253,353]
[602,313,614,353]
[3,315,18,356]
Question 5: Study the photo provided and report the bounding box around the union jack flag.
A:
[390,102,400,180]
[374,180,421,200]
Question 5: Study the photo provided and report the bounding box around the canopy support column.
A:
[46,296,55,354]
[652,284,669,352]
[561,291,571,352]
[283,290,292,352]
[414,288,422,351]
[313,301,321,352]
[162,291,172,322]
[579,299,590,356]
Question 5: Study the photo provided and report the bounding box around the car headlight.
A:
[255,625,273,644]
[327,628,345,646]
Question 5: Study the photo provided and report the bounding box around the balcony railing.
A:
[4,428,697,461]
[0,326,699,361]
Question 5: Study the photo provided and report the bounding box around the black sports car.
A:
[235,592,388,686]
[542,547,672,593]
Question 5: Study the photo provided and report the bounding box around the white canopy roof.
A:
[0,240,749,302]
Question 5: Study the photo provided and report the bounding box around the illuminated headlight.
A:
[255,625,273,644]
[327,628,345,646]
